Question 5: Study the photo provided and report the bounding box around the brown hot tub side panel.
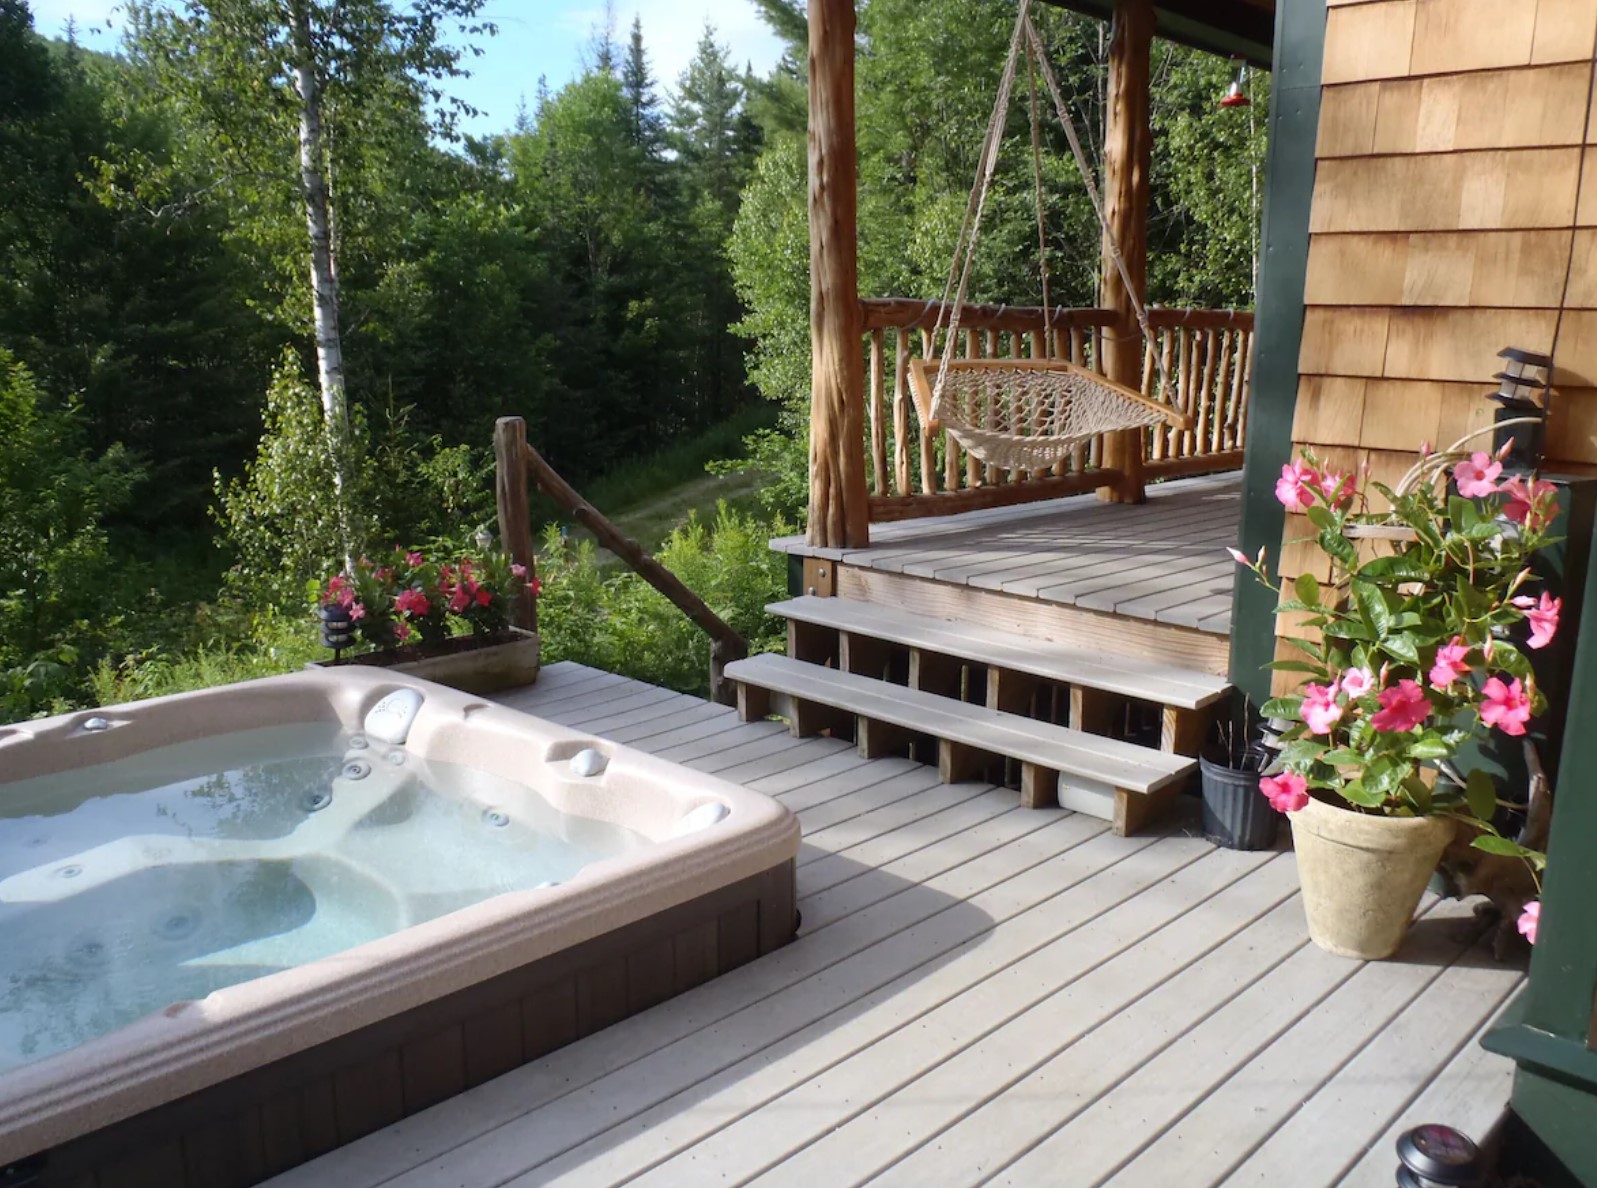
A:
[23,860,797,1188]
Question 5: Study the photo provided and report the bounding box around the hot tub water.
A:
[0,719,646,1073]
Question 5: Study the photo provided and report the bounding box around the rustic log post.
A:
[1097,0,1154,505]
[806,0,870,548]
[493,416,537,634]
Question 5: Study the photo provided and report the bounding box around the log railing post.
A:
[493,415,537,633]
[807,0,870,548]
[1097,0,1154,505]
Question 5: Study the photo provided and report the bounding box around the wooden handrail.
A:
[861,297,1117,333]
[493,416,749,705]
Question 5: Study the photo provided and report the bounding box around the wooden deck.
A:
[269,662,1525,1188]
[771,472,1243,636]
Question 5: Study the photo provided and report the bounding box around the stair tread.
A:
[726,653,1193,795]
[768,596,1229,710]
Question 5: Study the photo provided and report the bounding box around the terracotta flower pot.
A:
[1289,796,1456,960]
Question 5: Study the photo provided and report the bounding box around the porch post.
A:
[806,0,870,548]
[1097,0,1153,505]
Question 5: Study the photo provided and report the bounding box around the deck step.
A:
[768,596,1229,711]
[725,654,1196,834]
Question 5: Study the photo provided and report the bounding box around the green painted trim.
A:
[1512,1069,1597,1188]
[1521,499,1597,1041]
[1227,0,1325,708]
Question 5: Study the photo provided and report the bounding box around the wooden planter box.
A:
[312,626,540,695]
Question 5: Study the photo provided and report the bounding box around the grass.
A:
[535,403,779,556]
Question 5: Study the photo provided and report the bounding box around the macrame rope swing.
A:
[907,0,1190,474]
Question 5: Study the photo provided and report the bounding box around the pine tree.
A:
[621,16,660,151]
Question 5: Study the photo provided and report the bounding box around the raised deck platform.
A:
[771,471,1242,637]
[269,663,1525,1188]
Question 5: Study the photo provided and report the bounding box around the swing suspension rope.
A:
[918,0,1186,474]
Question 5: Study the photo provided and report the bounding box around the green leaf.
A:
[1382,634,1421,666]
[1470,835,1543,866]
[1465,769,1498,822]
[1306,505,1337,533]
[1320,529,1357,568]
[1320,747,1364,766]
[1339,779,1387,808]
[1261,696,1304,720]
[1264,659,1330,676]
[1351,579,1391,638]
[1294,572,1322,609]
[1279,739,1329,766]
[1407,736,1455,760]
[1357,554,1430,581]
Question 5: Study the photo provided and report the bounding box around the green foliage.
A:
[0,349,143,718]
[214,352,376,608]
[538,504,790,696]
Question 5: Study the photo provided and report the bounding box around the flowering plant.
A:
[315,547,539,650]
[1233,437,1558,936]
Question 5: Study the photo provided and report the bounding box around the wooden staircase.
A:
[725,595,1233,835]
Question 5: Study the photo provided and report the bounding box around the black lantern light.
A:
[318,602,354,662]
[1490,345,1553,475]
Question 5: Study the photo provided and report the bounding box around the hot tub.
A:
[0,668,799,1186]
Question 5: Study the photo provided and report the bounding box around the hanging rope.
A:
[925,4,1179,464]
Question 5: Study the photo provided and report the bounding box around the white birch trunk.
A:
[290,0,353,567]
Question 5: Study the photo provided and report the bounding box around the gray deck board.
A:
[772,472,1243,636]
[269,664,1524,1188]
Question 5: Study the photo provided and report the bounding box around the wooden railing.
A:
[493,416,748,705]
[857,297,1253,521]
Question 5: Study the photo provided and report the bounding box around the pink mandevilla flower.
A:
[1225,547,1250,566]
[1518,900,1540,945]
[1453,451,1503,498]
[1428,637,1471,691]
[1300,683,1343,735]
[1512,591,1561,650]
[394,588,431,617]
[1259,772,1310,813]
[1338,667,1375,698]
[1480,676,1533,736]
[1370,679,1431,732]
[449,586,473,614]
[349,601,366,621]
[1318,471,1354,508]
[405,551,425,567]
[393,621,412,643]
[1500,476,1558,531]
[511,563,528,579]
[1274,460,1319,513]
[531,577,543,597]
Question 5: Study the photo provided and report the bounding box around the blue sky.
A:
[27,0,788,138]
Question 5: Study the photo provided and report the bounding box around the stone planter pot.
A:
[1289,796,1456,960]
[312,627,540,695]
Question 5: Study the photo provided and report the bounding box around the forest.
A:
[0,0,1265,722]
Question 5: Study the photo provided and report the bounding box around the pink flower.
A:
[1501,476,1558,532]
[1338,667,1375,698]
[1512,591,1561,649]
[475,586,492,607]
[394,588,431,617]
[1429,637,1471,691]
[1318,471,1355,509]
[511,562,528,579]
[1453,451,1503,498]
[1371,679,1431,732]
[393,621,413,643]
[531,577,543,597]
[406,551,425,566]
[449,587,473,614]
[1275,460,1319,513]
[1301,683,1344,735]
[1480,676,1533,736]
[1226,547,1250,566]
[1517,900,1540,945]
[1259,771,1310,813]
[350,601,366,621]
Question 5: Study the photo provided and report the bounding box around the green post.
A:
[1227,0,1325,710]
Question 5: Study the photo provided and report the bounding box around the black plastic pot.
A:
[1199,752,1280,850]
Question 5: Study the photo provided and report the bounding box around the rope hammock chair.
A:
[908,0,1190,473]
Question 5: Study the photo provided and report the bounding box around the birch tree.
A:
[123,0,492,558]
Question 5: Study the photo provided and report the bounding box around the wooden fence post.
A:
[494,416,538,633]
